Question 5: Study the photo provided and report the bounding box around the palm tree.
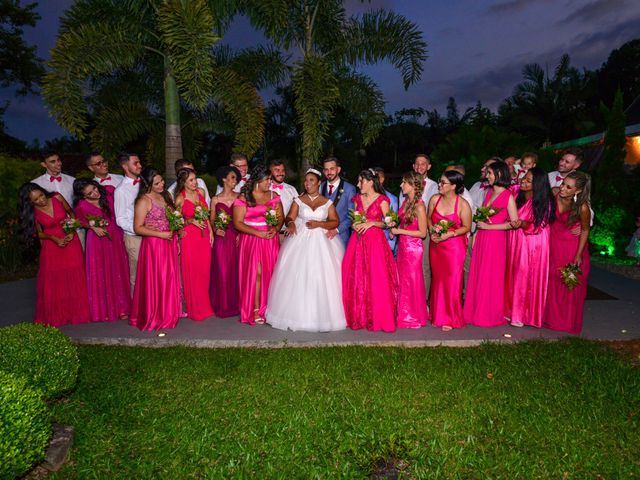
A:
[241,0,427,171]
[42,0,276,179]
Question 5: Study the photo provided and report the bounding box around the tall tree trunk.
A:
[164,60,183,182]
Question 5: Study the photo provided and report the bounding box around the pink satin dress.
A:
[235,196,281,325]
[463,188,511,327]
[542,200,590,334]
[129,198,182,331]
[180,191,214,321]
[430,195,467,329]
[34,195,91,327]
[342,194,399,332]
[504,199,550,327]
[396,199,428,328]
[209,202,239,318]
[75,192,130,322]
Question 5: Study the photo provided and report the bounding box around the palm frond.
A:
[336,70,385,146]
[213,44,290,90]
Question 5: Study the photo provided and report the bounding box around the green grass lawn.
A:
[50,340,640,479]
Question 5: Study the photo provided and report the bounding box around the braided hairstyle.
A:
[402,171,424,223]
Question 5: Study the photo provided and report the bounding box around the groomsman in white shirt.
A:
[167,158,211,206]
[268,159,298,218]
[85,153,123,193]
[469,157,500,212]
[114,153,143,292]
[398,154,439,298]
[31,152,75,205]
[548,148,583,188]
[216,153,250,194]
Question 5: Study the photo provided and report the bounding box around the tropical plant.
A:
[242,0,427,171]
[42,0,282,179]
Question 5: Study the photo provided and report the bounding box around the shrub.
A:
[0,323,79,399]
[0,371,51,479]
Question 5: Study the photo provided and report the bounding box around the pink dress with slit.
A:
[235,196,281,325]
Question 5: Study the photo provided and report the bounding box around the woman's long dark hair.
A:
[135,167,174,208]
[17,182,53,249]
[241,164,270,207]
[442,170,465,195]
[73,179,111,217]
[174,167,196,198]
[516,167,555,227]
[487,161,511,189]
[358,168,385,195]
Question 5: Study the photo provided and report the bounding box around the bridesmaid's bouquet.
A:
[430,219,455,237]
[85,214,111,240]
[473,206,502,223]
[165,207,185,232]
[383,210,400,229]
[348,209,367,225]
[60,216,80,235]
[559,263,582,290]
[265,208,279,227]
[214,209,231,231]
[193,202,210,236]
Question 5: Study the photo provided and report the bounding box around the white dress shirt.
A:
[270,181,298,217]
[32,172,75,205]
[548,170,565,189]
[168,177,211,206]
[94,173,124,189]
[114,176,140,236]
[216,174,249,195]
[469,181,491,211]
[399,177,439,208]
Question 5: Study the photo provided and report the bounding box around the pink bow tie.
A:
[241,176,248,182]
[99,176,111,183]
[556,175,564,182]
[272,183,283,191]
[133,178,140,186]
[49,175,62,182]
[480,183,491,190]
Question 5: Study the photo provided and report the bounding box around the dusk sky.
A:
[2,0,640,143]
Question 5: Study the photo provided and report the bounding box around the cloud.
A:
[558,0,631,25]
[486,0,545,15]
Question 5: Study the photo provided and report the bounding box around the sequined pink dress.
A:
[430,195,467,329]
[75,192,130,322]
[129,198,182,331]
[234,196,281,325]
[342,194,398,332]
[396,199,428,328]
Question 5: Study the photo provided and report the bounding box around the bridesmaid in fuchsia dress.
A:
[391,171,428,328]
[233,165,284,325]
[428,170,472,330]
[342,169,398,332]
[464,161,519,327]
[175,168,215,321]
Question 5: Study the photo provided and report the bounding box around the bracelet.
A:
[285,221,293,227]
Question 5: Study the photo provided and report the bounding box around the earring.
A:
[573,193,578,203]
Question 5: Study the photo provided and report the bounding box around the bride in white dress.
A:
[266,169,347,332]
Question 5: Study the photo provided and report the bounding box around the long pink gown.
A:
[180,191,214,321]
[34,195,91,327]
[430,195,467,329]
[129,198,182,331]
[209,202,239,318]
[504,199,550,327]
[75,193,130,322]
[542,200,590,334]
[463,188,511,327]
[342,194,398,332]
[235,196,281,325]
[396,199,428,328]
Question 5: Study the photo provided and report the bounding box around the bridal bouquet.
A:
[265,208,279,227]
[430,219,455,237]
[384,210,400,229]
[559,263,582,290]
[60,216,80,235]
[193,202,210,236]
[473,206,502,223]
[165,207,185,232]
[85,214,111,240]
[214,209,231,231]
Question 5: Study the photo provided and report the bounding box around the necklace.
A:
[307,193,320,202]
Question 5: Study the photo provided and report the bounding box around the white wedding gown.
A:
[266,197,347,332]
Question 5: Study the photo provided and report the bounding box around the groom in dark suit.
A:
[321,156,356,247]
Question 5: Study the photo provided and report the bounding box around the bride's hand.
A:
[286,222,297,236]
[306,220,320,229]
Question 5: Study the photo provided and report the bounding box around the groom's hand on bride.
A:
[286,223,297,236]
[326,228,338,240]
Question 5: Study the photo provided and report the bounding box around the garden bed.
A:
[49,341,640,478]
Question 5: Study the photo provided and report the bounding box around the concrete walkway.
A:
[0,265,637,347]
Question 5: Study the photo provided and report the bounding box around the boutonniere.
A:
[339,188,344,194]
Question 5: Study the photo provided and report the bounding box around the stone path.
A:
[0,266,637,347]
